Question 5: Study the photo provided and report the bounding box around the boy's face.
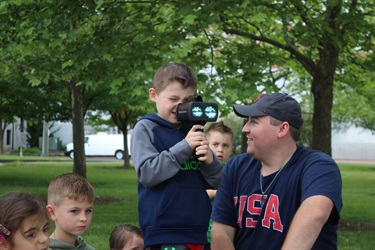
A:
[207,131,234,163]
[47,197,93,241]
[149,81,196,125]
[3,214,50,250]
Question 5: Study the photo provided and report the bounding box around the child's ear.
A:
[46,205,57,221]
[149,88,157,102]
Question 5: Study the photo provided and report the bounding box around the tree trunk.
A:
[70,78,87,178]
[311,44,338,156]
[110,110,132,168]
[311,76,333,155]
[122,126,131,169]
[0,120,3,154]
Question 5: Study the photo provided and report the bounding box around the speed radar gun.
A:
[176,95,218,126]
[176,95,218,160]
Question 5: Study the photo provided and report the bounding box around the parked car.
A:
[65,133,131,160]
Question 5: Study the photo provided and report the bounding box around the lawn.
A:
[0,156,374,249]
[0,159,138,249]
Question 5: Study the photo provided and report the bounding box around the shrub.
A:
[11,147,41,155]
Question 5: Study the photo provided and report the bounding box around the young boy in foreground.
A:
[131,62,223,250]
[47,173,95,250]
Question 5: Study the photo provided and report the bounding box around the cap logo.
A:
[253,93,265,103]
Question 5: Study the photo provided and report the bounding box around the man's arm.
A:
[211,221,236,250]
[282,195,334,249]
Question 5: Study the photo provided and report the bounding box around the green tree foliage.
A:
[0,1,209,173]
[1,0,373,171]
[334,60,375,134]
[168,0,375,155]
[1,1,107,176]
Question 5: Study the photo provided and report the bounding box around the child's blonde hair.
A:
[48,173,94,206]
[205,121,234,143]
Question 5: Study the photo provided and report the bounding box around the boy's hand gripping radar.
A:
[176,95,218,161]
[176,95,218,125]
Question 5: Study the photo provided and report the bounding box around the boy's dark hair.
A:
[0,192,48,245]
[48,173,95,206]
[109,224,143,250]
[152,62,198,93]
[205,121,234,142]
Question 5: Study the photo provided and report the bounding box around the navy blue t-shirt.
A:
[211,146,342,249]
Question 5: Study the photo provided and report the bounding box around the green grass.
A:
[0,157,374,249]
[336,163,375,250]
[0,154,70,161]
[339,163,375,223]
[0,160,138,249]
[338,231,375,250]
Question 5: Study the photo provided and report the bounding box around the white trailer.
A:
[65,133,131,160]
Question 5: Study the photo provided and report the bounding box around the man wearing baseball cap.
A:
[211,93,342,249]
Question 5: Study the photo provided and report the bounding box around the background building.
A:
[2,118,28,152]
[2,119,374,162]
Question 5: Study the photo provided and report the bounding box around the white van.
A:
[65,133,131,160]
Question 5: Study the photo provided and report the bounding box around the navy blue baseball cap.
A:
[233,93,303,129]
